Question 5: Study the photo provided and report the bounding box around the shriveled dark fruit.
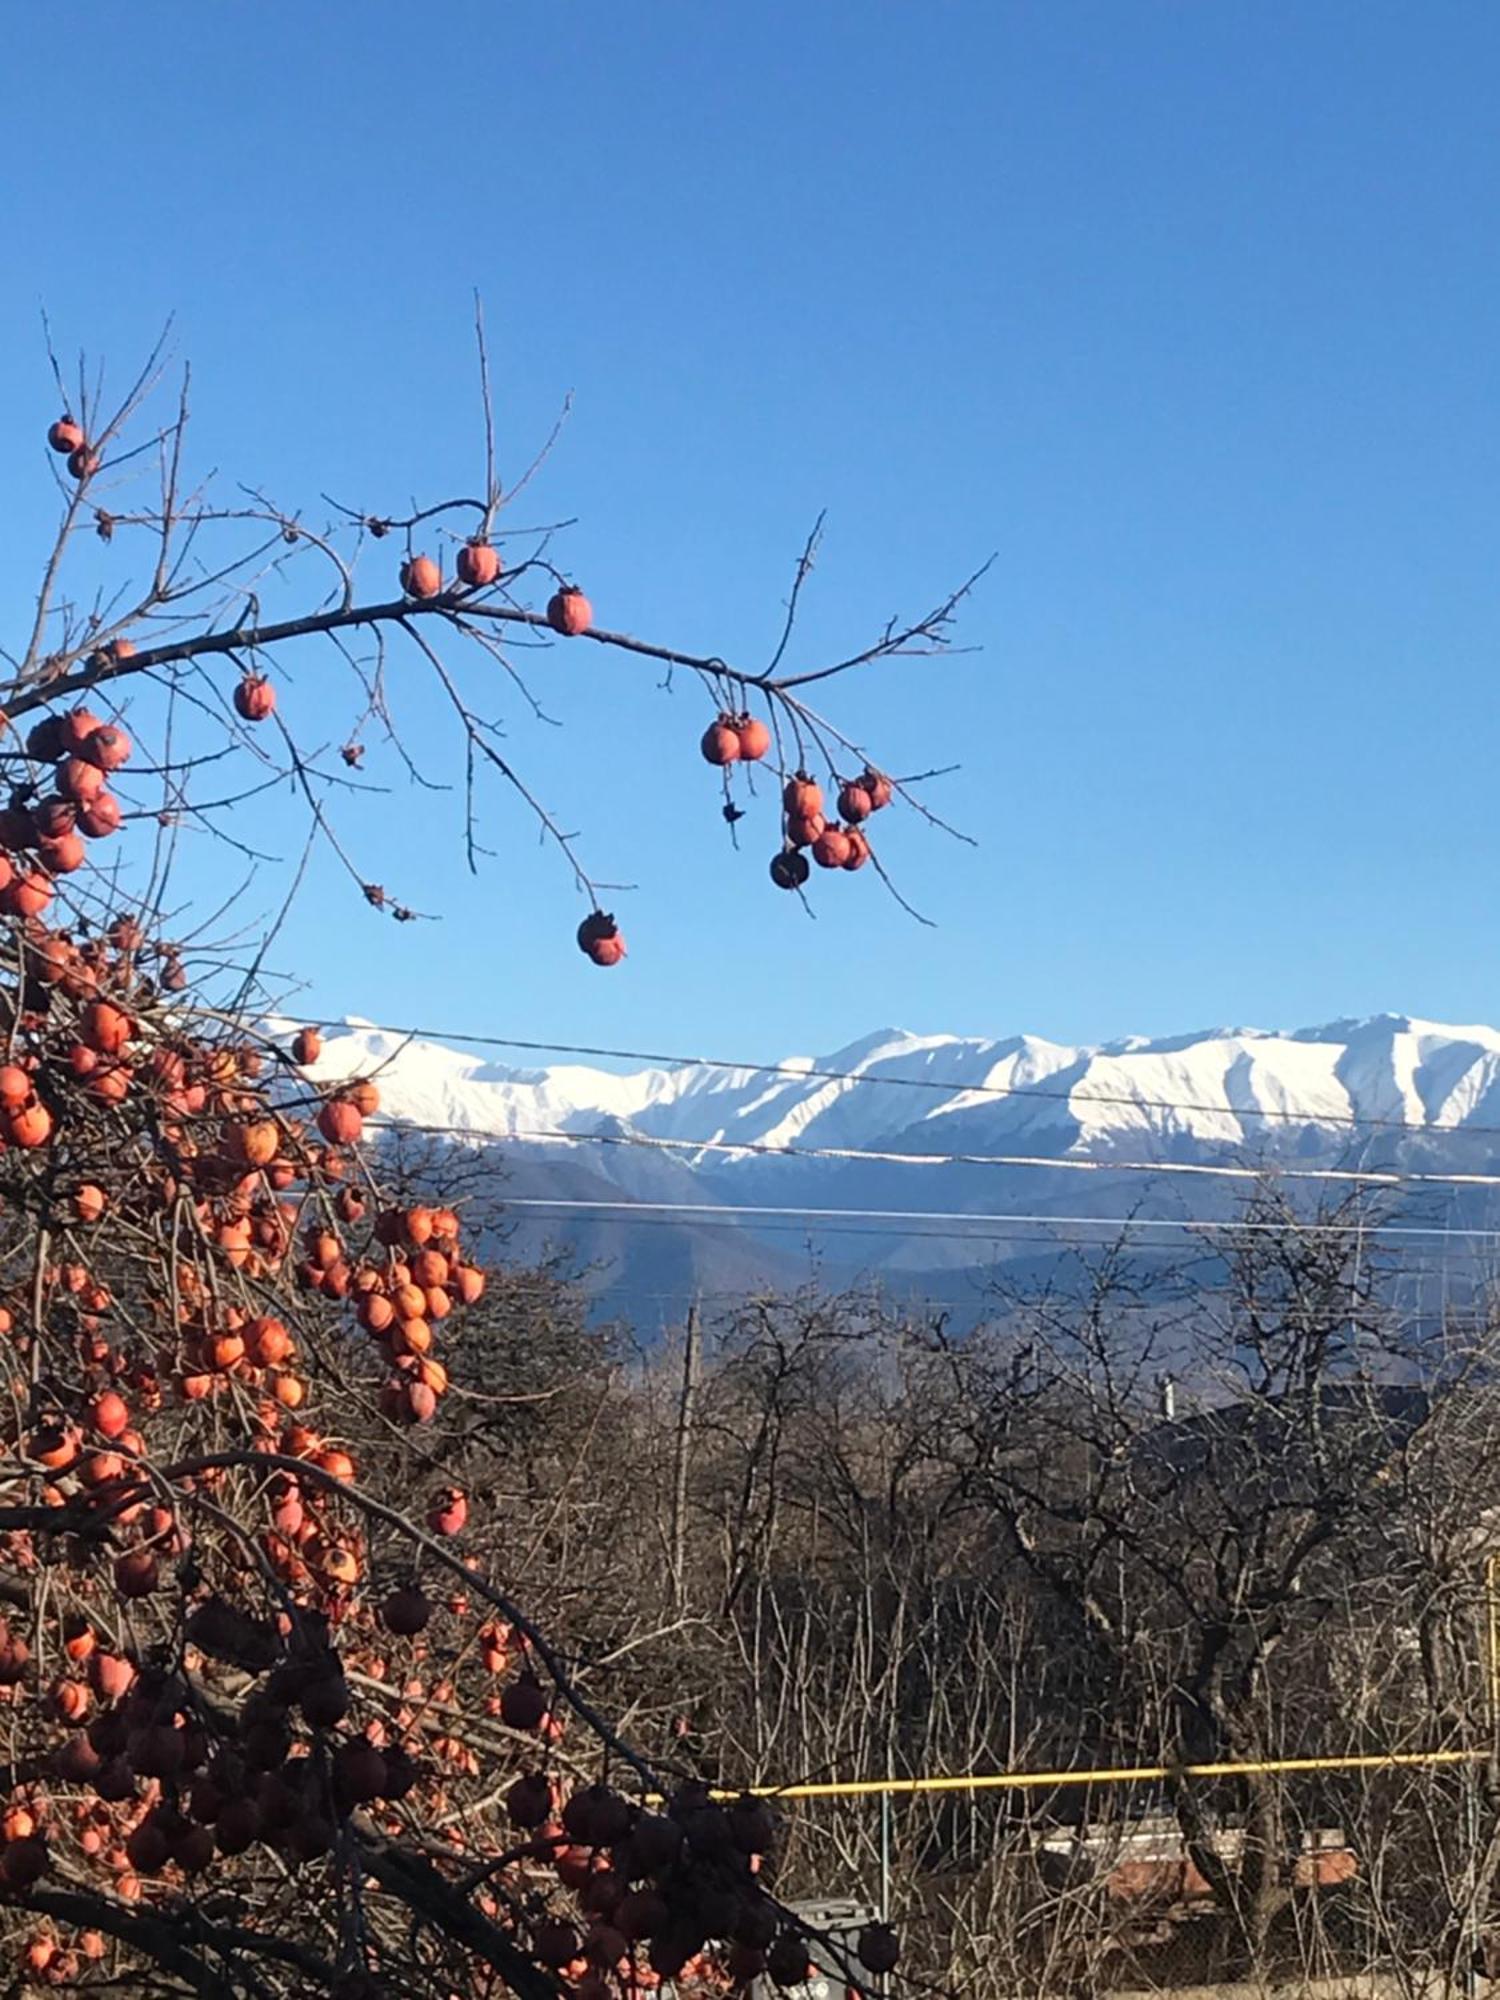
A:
[26,716,66,762]
[298,1668,350,1726]
[770,850,811,891]
[380,1585,431,1636]
[729,1942,770,1982]
[113,1549,158,1597]
[650,1934,699,1980]
[576,910,619,950]
[585,1922,630,1967]
[52,1734,102,1783]
[767,1934,814,1987]
[33,797,76,839]
[629,1810,684,1872]
[581,1871,623,1918]
[500,1671,548,1730]
[215,1797,261,1855]
[733,1898,780,1950]
[333,1739,387,1805]
[858,1922,900,1974]
[0,1837,47,1887]
[532,1919,580,1969]
[173,1824,216,1873]
[125,1819,171,1874]
[381,1745,419,1801]
[616,1888,671,1941]
[506,1771,553,1828]
[563,1782,632,1847]
[577,910,626,967]
[728,1792,776,1853]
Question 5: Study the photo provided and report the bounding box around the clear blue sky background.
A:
[1,2,1496,1061]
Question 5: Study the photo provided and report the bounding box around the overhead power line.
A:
[490,1194,1500,1245]
[368,1115,1500,1195]
[299,1019,1500,1140]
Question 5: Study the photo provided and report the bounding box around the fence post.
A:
[879,1788,892,1997]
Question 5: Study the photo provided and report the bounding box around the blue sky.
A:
[2,2,1497,1061]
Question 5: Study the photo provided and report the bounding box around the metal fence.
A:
[723,1746,1498,1999]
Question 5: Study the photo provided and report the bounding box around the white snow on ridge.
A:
[282,1013,1500,1163]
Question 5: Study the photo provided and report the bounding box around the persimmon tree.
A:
[0,326,970,1995]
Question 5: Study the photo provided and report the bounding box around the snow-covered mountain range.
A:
[296,1014,1500,1320]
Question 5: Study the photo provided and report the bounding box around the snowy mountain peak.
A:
[293,1014,1500,1161]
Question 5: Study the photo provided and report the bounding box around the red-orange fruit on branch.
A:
[226,1118,280,1168]
[291,1025,322,1065]
[457,540,502,588]
[701,717,742,766]
[72,1183,107,1223]
[576,911,625,967]
[80,1001,131,1055]
[782,775,823,820]
[428,1487,468,1535]
[233,674,276,722]
[113,1550,159,1598]
[317,1097,364,1146]
[40,832,84,874]
[78,793,122,839]
[811,825,854,869]
[60,756,106,804]
[3,870,53,920]
[837,780,874,824]
[400,554,443,600]
[736,714,772,762]
[88,1392,129,1440]
[85,724,132,772]
[8,1102,53,1148]
[67,444,101,480]
[546,585,592,636]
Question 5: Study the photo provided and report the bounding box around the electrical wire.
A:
[488,1194,1500,1244]
[365,1115,1500,1195]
